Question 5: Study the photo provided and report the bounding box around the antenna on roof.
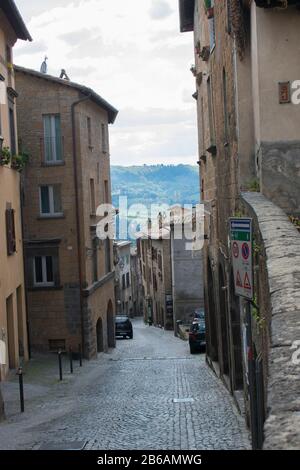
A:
[59,69,70,81]
[40,56,48,74]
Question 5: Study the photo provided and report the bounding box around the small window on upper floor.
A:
[43,115,63,164]
[87,117,92,148]
[39,185,63,218]
[6,208,16,256]
[101,123,108,153]
[33,255,54,287]
[209,0,216,52]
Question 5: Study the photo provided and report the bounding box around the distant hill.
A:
[111,164,200,209]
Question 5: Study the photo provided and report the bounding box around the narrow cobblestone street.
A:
[0,319,250,450]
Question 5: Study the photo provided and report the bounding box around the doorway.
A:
[107,300,115,348]
[96,317,104,353]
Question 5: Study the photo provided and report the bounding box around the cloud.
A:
[14,0,197,166]
[149,0,173,20]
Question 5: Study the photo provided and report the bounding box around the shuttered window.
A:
[6,208,16,256]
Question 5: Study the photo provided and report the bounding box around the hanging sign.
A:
[230,218,253,300]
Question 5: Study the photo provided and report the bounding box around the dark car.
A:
[193,308,205,322]
[115,315,133,339]
[189,320,206,354]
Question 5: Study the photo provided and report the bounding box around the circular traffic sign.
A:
[232,242,239,258]
[242,242,250,260]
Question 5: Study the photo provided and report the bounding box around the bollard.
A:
[78,344,82,367]
[17,367,24,413]
[69,347,73,374]
[58,349,63,381]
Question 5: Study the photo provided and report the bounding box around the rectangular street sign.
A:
[230,218,253,300]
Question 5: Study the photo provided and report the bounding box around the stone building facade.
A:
[15,66,118,359]
[130,247,143,317]
[114,241,133,316]
[0,0,31,419]
[179,0,300,449]
[138,235,173,329]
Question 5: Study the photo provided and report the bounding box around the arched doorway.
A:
[207,260,218,362]
[219,265,230,376]
[230,270,243,390]
[96,318,104,353]
[107,300,115,348]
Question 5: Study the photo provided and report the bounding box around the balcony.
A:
[40,136,65,166]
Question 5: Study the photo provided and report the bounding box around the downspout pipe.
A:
[71,93,91,357]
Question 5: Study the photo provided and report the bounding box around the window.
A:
[90,179,96,215]
[101,123,107,153]
[223,69,230,145]
[105,238,111,274]
[227,0,232,34]
[33,256,54,286]
[209,1,216,52]
[43,115,62,163]
[92,237,98,283]
[207,77,216,146]
[122,274,126,290]
[126,272,130,288]
[104,180,109,204]
[87,117,92,147]
[6,208,16,255]
[40,185,62,217]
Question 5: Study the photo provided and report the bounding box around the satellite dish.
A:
[40,56,48,74]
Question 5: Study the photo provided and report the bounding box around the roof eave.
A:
[2,0,32,41]
[14,65,118,123]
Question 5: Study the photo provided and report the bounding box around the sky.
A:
[14,0,197,166]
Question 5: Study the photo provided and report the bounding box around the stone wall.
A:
[242,192,300,450]
[261,141,300,217]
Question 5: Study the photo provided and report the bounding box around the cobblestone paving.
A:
[0,319,250,450]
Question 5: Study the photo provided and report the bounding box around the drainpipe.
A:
[71,93,91,357]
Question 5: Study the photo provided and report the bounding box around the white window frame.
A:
[39,185,63,218]
[43,114,62,163]
[33,256,55,287]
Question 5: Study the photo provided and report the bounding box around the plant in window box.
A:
[0,146,11,166]
[11,152,29,172]
[204,0,214,18]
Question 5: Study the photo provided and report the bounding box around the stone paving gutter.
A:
[242,192,300,449]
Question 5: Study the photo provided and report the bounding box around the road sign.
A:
[230,218,253,300]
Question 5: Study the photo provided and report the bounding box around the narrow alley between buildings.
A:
[0,319,249,450]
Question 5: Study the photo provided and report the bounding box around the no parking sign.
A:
[230,218,253,300]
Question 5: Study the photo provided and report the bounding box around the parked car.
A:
[189,320,206,354]
[193,308,205,322]
[115,315,133,339]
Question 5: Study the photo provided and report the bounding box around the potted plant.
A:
[11,151,29,172]
[0,146,11,166]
